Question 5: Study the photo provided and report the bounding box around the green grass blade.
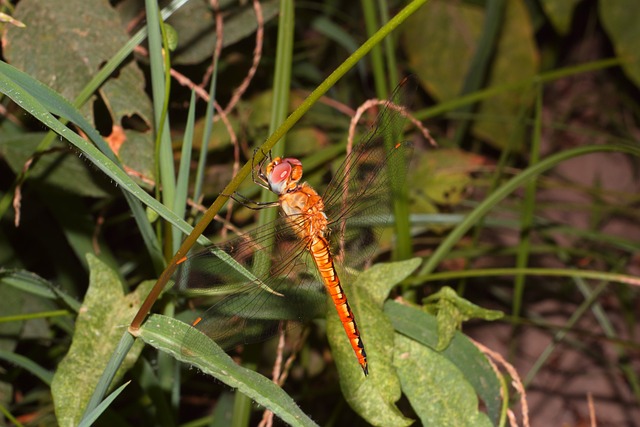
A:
[0,60,165,271]
[0,350,54,386]
[253,0,295,278]
[0,62,210,247]
[146,0,176,220]
[362,0,388,96]
[512,83,543,318]
[80,332,136,424]
[78,381,131,427]
[193,60,219,204]
[0,403,23,427]
[174,90,197,253]
[418,143,640,277]
[416,58,622,120]
[1,269,81,312]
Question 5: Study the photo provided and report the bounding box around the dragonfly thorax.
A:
[266,157,303,195]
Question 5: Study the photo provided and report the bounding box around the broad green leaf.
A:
[50,256,153,427]
[385,301,503,425]
[600,0,640,88]
[327,258,421,427]
[474,0,537,148]
[4,0,152,126]
[402,1,482,101]
[539,0,582,34]
[4,0,154,174]
[410,149,484,212]
[134,314,318,427]
[423,286,503,351]
[402,0,538,149]
[393,334,493,427]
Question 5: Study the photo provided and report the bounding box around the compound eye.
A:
[270,161,291,184]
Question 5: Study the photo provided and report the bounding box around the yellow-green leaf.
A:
[539,0,582,35]
[393,334,493,427]
[327,259,421,427]
[50,255,153,427]
[402,0,538,149]
[600,0,640,88]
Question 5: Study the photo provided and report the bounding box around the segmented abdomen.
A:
[309,235,368,375]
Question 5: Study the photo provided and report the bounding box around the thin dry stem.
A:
[168,68,238,151]
[201,0,224,87]
[588,392,597,427]
[258,327,287,427]
[347,98,437,154]
[92,213,105,255]
[473,338,530,427]
[222,0,263,115]
[133,43,239,149]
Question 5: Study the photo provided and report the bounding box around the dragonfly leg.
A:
[228,191,280,210]
[251,148,272,190]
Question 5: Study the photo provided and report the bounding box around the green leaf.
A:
[134,314,318,427]
[4,0,154,177]
[600,0,640,89]
[163,23,179,52]
[327,258,421,427]
[385,301,503,425]
[402,0,538,149]
[78,381,130,427]
[4,0,152,128]
[423,286,503,351]
[539,0,582,35]
[50,255,153,427]
[409,149,483,213]
[393,334,493,427]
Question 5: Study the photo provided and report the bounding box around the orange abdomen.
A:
[309,236,368,375]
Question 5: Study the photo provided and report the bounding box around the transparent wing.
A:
[323,79,415,267]
[178,77,416,356]
[177,215,327,355]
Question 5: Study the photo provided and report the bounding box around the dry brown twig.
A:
[222,0,263,115]
[472,338,530,427]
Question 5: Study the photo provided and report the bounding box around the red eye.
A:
[271,161,291,184]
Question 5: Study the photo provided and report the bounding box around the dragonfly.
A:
[175,80,417,376]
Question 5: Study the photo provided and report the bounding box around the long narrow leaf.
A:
[78,381,131,427]
[135,314,319,427]
[0,62,264,284]
[174,90,197,253]
[0,350,54,386]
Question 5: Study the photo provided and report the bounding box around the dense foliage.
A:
[1,0,639,426]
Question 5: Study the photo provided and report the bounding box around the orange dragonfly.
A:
[176,82,417,376]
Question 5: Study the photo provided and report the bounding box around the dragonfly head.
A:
[266,157,303,194]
